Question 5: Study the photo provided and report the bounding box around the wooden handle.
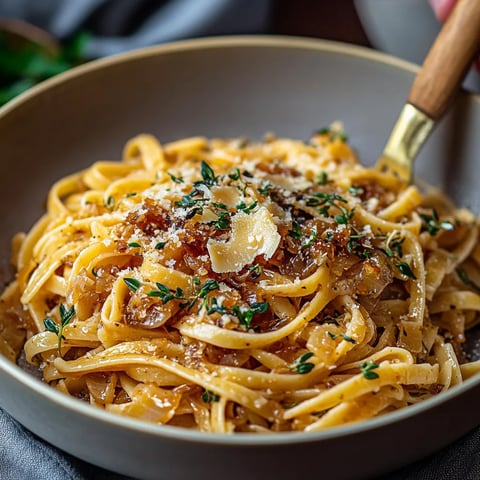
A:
[408,0,480,120]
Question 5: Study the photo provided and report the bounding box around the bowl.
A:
[0,36,480,480]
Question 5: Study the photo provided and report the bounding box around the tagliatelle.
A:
[1,128,480,433]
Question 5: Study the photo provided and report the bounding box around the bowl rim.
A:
[1,34,479,446]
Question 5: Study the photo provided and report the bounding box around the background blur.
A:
[0,0,478,106]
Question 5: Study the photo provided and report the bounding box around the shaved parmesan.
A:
[207,207,280,273]
[210,186,241,208]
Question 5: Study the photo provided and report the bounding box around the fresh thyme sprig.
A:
[124,277,141,292]
[247,264,263,279]
[360,360,380,380]
[202,389,220,403]
[317,171,329,185]
[236,200,258,214]
[384,232,416,279]
[43,304,75,356]
[305,191,354,224]
[327,332,357,344]
[200,160,218,186]
[397,261,416,279]
[146,278,220,312]
[231,302,269,329]
[289,221,303,240]
[315,127,348,142]
[168,172,184,184]
[420,209,454,236]
[147,283,185,304]
[291,352,315,374]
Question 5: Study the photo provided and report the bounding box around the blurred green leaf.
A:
[0,78,35,104]
[0,30,89,106]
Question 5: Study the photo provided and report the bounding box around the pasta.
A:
[1,126,480,433]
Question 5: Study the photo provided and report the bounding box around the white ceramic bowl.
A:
[0,36,479,480]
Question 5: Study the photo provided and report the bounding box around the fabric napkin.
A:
[1,406,479,480]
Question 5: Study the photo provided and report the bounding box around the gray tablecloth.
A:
[1,406,479,479]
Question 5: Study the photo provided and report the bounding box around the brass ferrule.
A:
[383,103,435,170]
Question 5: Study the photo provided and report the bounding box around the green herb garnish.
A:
[360,361,380,380]
[202,389,220,403]
[105,195,115,209]
[335,207,355,225]
[175,191,208,209]
[206,298,228,315]
[397,261,416,279]
[306,192,350,222]
[327,332,357,344]
[348,186,364,196]
[385,232,405,258]
[128,242,141,248]
[213,211,230,230]
[200,160,217,186]
[155,241,167,250]
[420,209,455,236]
[231,302,269,330]
[181,279,220,311]
[124,277,141,292]
[237,200,258,214]
[289,221,303,240]
[248,264,263,279]
[43,304,75,356]
[228,167,241,180]
[317,171,329,185]
[302,228,318,249]
[292,352,315,374]
[168,172,184,184]
[315,127,348,142]
[147,283,185,304]
[258,183,272,196]
[0,31,89,106]
[346,234,372,259]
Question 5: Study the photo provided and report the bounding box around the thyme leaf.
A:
[420,209,455,236]
[200,160,217,186]
[168,172,184,184]
[317,171,329,185]
[360,361,380,380]
[43,304,75,356]
[202,389,220,403]
[291,351,315,374]
[397,261,416,279]
[289,221,303,240]
[124,277,141,292]
[236,200,258,214]
[231,302,269,329]
[327,332,357,344]
[228,167,241,180]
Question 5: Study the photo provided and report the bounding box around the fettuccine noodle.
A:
[1,126,480,433]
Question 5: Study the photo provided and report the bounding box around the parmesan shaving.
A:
[207,207,280,273]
